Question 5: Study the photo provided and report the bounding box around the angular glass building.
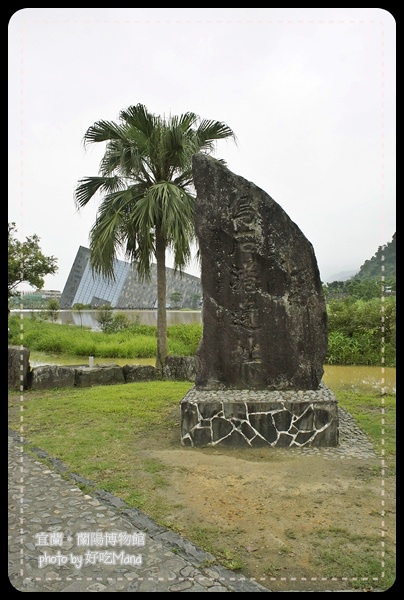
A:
[60,246,202,310]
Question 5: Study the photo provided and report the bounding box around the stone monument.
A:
[180,154,338,448]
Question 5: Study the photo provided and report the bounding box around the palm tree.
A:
[74,103,236,369]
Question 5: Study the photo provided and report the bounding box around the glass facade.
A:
[60,246,202,309]
[73,257,129,307]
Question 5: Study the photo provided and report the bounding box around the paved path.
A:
[8,408,376,593]
[9,429,271,593]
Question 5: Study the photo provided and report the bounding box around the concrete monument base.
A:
[180,383,338,448]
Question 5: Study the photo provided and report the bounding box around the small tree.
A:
[47,299,59,321]
[169,291,183,309]
[96,306,132,333]
[96,305,114,332]
[8,223,58,298]
[190,293,202,310]
[72,303,87,329]
[39,298,60,322]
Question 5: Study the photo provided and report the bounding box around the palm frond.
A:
[133,183,195,274]
[89,215,124,281]
[119,104,158,138]
[74,176,122,209]
[196,119,237,144]
[175,112,199,130]
[83,120,127,148]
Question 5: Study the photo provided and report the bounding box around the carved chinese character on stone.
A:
[192,153,328,391]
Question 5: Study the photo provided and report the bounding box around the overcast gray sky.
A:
[8,8,396,291]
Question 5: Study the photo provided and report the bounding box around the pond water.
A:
[322,365,395,395]
[27,350,396,396]
[14,309,203,330]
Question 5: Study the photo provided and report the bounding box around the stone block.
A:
[8,345,30,390]
[163,356,196,381]
[30,365,75,390]
[180,385,338,448]
[123,364,158,382]
[74,366,125,387]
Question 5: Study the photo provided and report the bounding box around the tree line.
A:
[324,276,396,300]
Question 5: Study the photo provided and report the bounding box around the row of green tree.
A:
[324,276,396,300]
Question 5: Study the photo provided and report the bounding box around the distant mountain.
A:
[323,233,396,284]
[323,269,358,283]
[353,233,396,280]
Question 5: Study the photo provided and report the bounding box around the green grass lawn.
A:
[9,381,193,502]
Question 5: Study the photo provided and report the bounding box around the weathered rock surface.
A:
[8,345,30,390]
[123,364,159,382]
[74,365,126,387]
[163,356,197,382]
[192,153,328,391]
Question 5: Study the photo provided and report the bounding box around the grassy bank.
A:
[8,316,201,359]
[8,312,396,367]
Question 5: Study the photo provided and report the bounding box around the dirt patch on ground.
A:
[133,410,396,592]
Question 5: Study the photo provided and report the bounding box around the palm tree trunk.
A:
[155,227,168,371]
